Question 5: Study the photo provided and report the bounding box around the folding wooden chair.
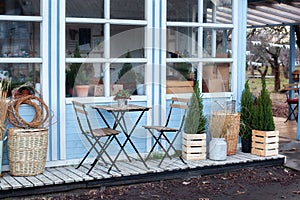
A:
[72,101,120,174]
[280,83,299,122]
[143,97,189,167]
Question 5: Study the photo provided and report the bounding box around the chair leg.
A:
[286,104,298,122]
[158,133,186,167]
[145,130,172,161]
[76,149,92,169]
[92,135,121,173]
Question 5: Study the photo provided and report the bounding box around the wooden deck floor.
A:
[0,151,285,198]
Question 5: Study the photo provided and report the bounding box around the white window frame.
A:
[165,0,235,99]
[64,0,149,104]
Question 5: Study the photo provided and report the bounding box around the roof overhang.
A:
[248,0,300,27]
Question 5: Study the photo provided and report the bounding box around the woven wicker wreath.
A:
[7,83,50,128]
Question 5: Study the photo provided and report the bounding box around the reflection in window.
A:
[0,22,40,58]
[204,0,232,24]
[202,62,230,93]
[166,62,195,94]
[203,28,232,58]
[167,0,198,22]
[111,0,144,20]
[111,62,145,95]
[167,27,198,58]
[66,24,104,58]
[0,63,40,93]
[66,0,104,18]
[1,0,40,16]
[110,25,145,58]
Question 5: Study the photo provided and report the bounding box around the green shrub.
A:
[240,80,254,139]
[184,81,206,134]
[252,78,275,131]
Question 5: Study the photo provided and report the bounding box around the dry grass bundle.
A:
[209,111,240,137]
[0,79,10,140]
[209,111,240,155]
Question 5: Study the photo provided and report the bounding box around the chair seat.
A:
[87,128,120,137]
[143,125,178,132]
[287,98,298,104]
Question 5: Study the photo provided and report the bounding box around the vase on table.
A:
[117,99,128,107]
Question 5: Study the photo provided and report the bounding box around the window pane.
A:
[0,63,40,90]
[0,22,40,58]
[167,27,198,58]
[111,0,145,20]
[204,0,232,24]
[66,62,99,97]
[110,25,145,58]
[110,63,145,95]
[66,0,104,18]
[1,0,40,16]
[66,24,104,58]
[167,0,198,22]
[166,62,195,94]
[203,28,232,58]
[202,62,231,93]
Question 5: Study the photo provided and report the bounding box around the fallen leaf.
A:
[288,148,297,151]
[202,181,210,184]
[182,181,191,185]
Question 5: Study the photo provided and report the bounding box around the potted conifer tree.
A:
[239,80,254,153]
[251,78,279,156]
[182,80,207,160]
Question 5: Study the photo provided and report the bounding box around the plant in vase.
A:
[75,69,90,97]
[251,78,279,156]
[113,89,131,107]
[182,80,207,160]
[239,80,254,153]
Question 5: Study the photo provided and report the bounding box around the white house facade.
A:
[0,0,247,168]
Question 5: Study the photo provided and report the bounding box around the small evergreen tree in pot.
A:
[184,81,206,134]
[239,80,254,153]
[252,78,275,131]
[250,78,279,156]
[182,80,207,160]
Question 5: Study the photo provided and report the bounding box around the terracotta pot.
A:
[75,85,89,97]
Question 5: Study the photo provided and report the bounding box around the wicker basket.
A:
[209,111,240,156]
[8,128,48,176]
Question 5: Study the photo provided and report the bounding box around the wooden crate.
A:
[251,130,279,157]
[182,132,206,160]
[94,84,104,96]
[166,81,194,94]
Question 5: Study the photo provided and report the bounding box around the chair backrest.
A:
[72,101,93,134]
[165,97,190,129]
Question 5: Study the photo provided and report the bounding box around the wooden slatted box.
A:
[182,133,206,160]
[251,130,279,157]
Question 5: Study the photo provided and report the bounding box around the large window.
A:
[65,0,146,98]
[166,0,233,93]
[0,0,42,92]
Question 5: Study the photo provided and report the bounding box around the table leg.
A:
[111,110,149,169]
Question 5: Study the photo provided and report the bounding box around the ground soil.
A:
[17,166,300,200]
[18,93,296,200]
